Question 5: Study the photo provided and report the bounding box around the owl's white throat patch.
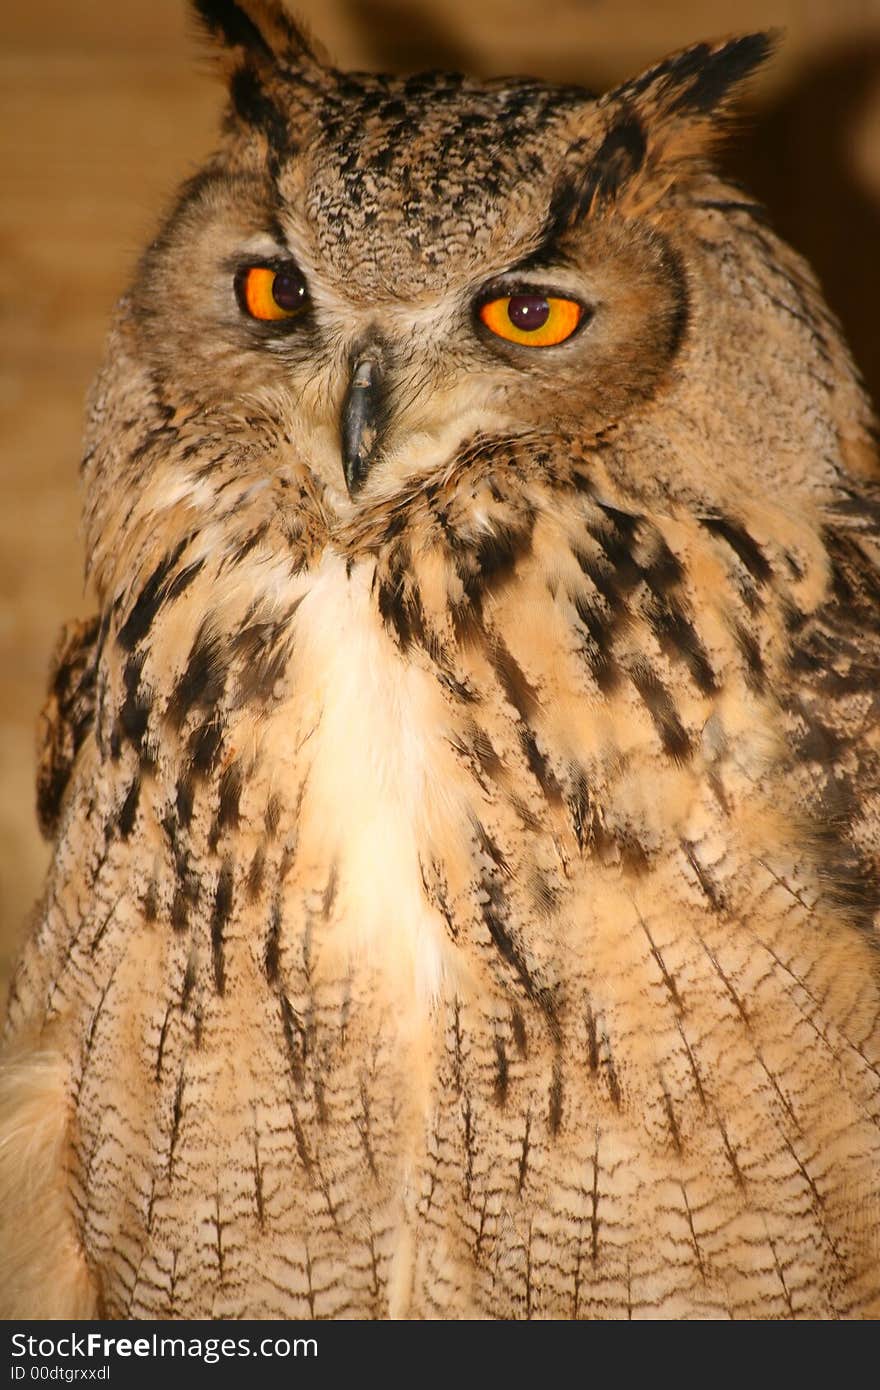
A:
[286,554,457,1009]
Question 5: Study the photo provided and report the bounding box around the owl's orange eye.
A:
[478,293,583,347]
[236,264,308,322]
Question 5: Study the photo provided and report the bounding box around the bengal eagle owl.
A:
[2,0,879,1320]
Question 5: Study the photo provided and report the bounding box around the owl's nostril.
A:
[341,356,385,496]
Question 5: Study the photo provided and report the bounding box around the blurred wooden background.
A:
[2,0,880,994]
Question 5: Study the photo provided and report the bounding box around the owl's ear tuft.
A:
[622,33,776,121]
[191,0,321,70]
[555,33,776,224]
[192,0,326,149]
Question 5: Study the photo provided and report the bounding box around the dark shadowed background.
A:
[2,0,880,992]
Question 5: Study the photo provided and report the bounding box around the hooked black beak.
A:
[341,355,385,496]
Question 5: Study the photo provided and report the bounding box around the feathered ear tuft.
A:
[554,33,776,225]
[191,0,322,72]
[618,32,776,121]
[191,0,326,150]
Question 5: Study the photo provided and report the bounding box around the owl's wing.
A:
[35,615,100,839]
[785,485,880,909]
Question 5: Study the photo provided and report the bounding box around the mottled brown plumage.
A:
[2,0,879,1319]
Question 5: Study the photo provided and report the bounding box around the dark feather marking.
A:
[265,795,282,838]
[782,1137,846,1269]
[677,1019,707,1108]
[716,1114,747,1190]
[118,652,150,752]
[193,0,276,55]
[480,878,559,1027]
[575,111,647,213]
[567,764,593,852]
[470,725,502,776]
[247,845,266,900]
[618,831,651,876]
[162,557,205,604]
[376,576,414,650]
[116,540,189,652]
[210,860,234,995]
[660,1077,683,1155]
[209,761,243,850]
[681,840,727,912]
[471,520,533,592]
[586,1002,600,1073]
[232,621,296,706]
[37,614,100,836]
[489,642,565,803]
[605,1048,622,1109]
[189,720,224,775]
[175,774,195,830]
[700,516,772,584]
[629,661,693,761]
[474,821,511,875]
[87,891,123,957]
[589,1129,600,1263]
[517,1111,531,1195]
[451,999,463,1095]
[694,197,769,225]
[450,594,485,646]
[817,834,878,936]
[167,626,227,729]
[574,545,639,610]
[155,1004,173,1083]
[524,1221,534,1321]
[264,895,281,982]
[213,1190,224,1281]
[232,520,270,565]
[171,889,190,932]
[519,727,565,806]
[162,808,198,904]
[490,641,540,722]
[641,535,685,594]
[463,1093,474,1202]
[229,65,289,151]
[665,34,773,115]
[168,1069,185,1178]
[511,1005,528,1058]
[143,880,159,923]
[732,622,766,692]
[493,1035,509,1107]
[322,864,338,919]
[355,1081,379,1179]
[574,593,618,667]
[117,775,140,839]
[647,600,718,695]
[585,1003,621,1107]
[181,954,197,1008]
[549,1057,563,1135]
[279,992,308,1087]
[680,1182,706,1281]
[253,1129,265,1230]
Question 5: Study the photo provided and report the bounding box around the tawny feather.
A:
[2,0,878,1319]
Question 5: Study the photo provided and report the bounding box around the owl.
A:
[2,0,879,1321]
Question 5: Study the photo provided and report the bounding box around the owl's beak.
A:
[341,355,385,496]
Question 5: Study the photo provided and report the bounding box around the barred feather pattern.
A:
[7,334,880,1316]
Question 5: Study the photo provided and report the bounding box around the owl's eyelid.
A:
[229,253,306,277]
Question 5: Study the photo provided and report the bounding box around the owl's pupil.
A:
[272,270,306,311]
[507,295,550,331]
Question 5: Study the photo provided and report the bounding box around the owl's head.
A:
[85,0,873,613]
[105,0,786,519]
